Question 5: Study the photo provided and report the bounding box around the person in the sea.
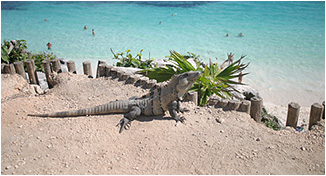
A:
[92,29,95,36]
[46,42,52,50]
[84,25,87,29]
[226,33,229,37]
[159,21,162,25]
[238,72,243,83]
[44,19,47,22]
[239,33,244,37]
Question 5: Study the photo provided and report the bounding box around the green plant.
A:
[1,40,29,64]
[262,108,282,130]
[143,50,249,106]
[29,52,57,71]
[1,39,58,72]
[110,48,153,69]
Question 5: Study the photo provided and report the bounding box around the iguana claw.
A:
[117,118,131,133]
[175,116,186,124]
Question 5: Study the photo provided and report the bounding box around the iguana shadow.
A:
[135,115,175,122]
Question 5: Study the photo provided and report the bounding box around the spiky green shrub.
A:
[143,50,249,106]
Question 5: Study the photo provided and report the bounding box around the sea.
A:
[1,1,325,107]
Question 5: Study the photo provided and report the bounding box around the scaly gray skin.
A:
[28,71,201,133]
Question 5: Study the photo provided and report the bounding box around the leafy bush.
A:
[1,39,57,71]
[1,40,29,64]
[143,50,249,106]
[30,52,57,71]
[110,48,153,69]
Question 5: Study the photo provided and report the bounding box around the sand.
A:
[1,73,325,175]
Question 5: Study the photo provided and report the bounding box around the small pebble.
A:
[300,146,306,151]
[256,138,261,141]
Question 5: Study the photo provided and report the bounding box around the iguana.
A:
[28,71,201,133]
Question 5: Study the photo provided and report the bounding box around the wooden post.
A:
[146,79,157,89]
[1,63,5,73]
[105,65,113,77]
[120,72,131,81]
[216,99,228,108]
[286,102,300,128]
[96,60,106,78]
[137,76,149,87]
[14,61,26,79]
[126,74,140,84]
[309,103,323,130]
[250,97,263,123]
[183,91,198,106]
[3,64,16,74]
[116,70,125,79]
[98,63,107,77]
[227,99,241,111]
[239,100,251,114]
[51,59,62,73]
[67,60,76,74]
[322,101,325,119]
[110,67,118,78]
[25,60,37,84]
[42,59,55,89]
[83,61,93,78]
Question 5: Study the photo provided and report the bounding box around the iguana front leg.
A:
[176,100,190,113]
[169,100,186,123]
[117,106,141,133]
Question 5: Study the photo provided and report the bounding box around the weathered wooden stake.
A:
[146,79,157,89]
[126,74,140,84]
[286,102,300,128]
[239,100,251,114]
[3,64,16,74]
[309,103,323,130]
[42,59,55,88]
[67,60,77,74]
[183,91,198,106]
[120,72,131,81]
[51,59,62,73]
[322,101,325,119]
[227,99,241,111]
[1,63,5,73]
[14,61,26,79]
[110,67,118,78]
[83,61,93,78]
[105,65,113,77]
[215,99,228,109]
[250,97,263,123]
[98,63,107,77]
[25,60,37,84]
[96,60,106,78]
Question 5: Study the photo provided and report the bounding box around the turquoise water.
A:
[1,1,325,106]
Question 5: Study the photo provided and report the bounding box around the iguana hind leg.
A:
[117,106,141,133]
[169,100,186,123]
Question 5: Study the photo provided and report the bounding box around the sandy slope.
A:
[1,73,325,175]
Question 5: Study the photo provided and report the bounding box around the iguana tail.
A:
[27,100,132,118]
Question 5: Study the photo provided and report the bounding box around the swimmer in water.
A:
[84,25,87,29]
[239,33,244,37]
[92,29,95,36]
[226,33,229,37]
[46,42,52,50]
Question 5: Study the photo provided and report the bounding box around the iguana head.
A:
[169,71,201,100]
